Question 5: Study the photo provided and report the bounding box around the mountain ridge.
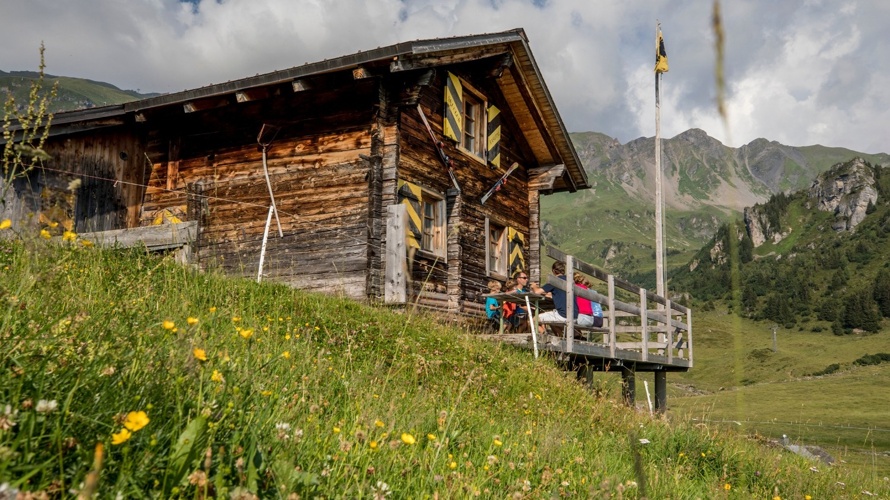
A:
[541,131,888,286]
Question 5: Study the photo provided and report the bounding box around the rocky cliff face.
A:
[807,158,878,232]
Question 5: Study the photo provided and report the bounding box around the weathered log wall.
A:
[397,66,533,312]
[140,81,378,299]
[1,129,146,233]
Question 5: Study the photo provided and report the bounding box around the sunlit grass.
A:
[0,229,887,497]
[670,308,890,477]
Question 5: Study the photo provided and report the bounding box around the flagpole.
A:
[654,22,666,300]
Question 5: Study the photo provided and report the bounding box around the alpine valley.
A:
[544,130,890,289]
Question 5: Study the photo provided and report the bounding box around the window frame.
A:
[418,187,446,258]
[458,81,487,161]
[485,217,509,279]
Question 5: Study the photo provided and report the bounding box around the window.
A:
[444,72,491,162]
[421,194,445,255]
[486,219,508,277]
[461,88,486,158]
[398,180,446,258]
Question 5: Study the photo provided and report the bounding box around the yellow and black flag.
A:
[655,28,669,73]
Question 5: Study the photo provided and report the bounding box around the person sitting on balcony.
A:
[573,272,603,328]
[530,261,578,335]
[502,279,523,331]
[485,280,503,331]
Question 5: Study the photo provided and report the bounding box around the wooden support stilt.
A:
[654,371,667,413]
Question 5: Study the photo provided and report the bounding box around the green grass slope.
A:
[0,233,885,498]
[669,309,890,476]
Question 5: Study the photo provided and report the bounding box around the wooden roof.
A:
[45,28,588,191]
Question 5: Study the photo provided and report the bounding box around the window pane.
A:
[422,201,435,250]
[489,225,503,272]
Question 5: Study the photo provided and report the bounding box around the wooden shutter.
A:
[507,227,526,276]
[443,72,462,142]
[486,104,501,168]
[397,180,422,250]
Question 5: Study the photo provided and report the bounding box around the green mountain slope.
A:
[542,131,890,288]
[672,158,890,331]
[0,70,157,112]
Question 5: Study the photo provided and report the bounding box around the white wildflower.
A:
[36,399,59,414]
[371,480,392,499]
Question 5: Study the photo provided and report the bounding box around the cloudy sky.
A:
[2,0,887,154]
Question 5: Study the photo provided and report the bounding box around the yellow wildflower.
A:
[261,390,272,397]
[232,316,241,323]
[239,328,254,340]
[449,461,457,469]
[211,370,224,383]
[724,484,731,491]
[111,428,131,445]
[123,411,150,432]
[369,441,378,450]
[48,221,58,228]
[162,320,175,330]
[401,433,416,445]
[187,317,199,326]
[81,239,93,247]
[209,306,217,313]
[0,219,11,230]
[40,229,51,240]
[493,438,503,447]
[282,351,290,359]
[333,427,341,433]
[375,420,384,428]
[193,348,207,362]
[62,231,77,242]
[427,434,436,441]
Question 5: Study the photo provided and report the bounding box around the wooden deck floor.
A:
[478,331,691,372]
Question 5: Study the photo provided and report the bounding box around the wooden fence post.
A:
[566,254,574,352]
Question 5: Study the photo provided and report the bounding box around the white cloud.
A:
[0,0,886,153]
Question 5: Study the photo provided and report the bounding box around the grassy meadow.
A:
[1,230,888,498]
[667,309,890,477]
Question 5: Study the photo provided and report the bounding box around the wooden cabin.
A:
[1,28,588,314]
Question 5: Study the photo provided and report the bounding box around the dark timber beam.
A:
[235,87,272,103]
[389,46,510,73]
[183,97,230,114]
[654,371,667,413]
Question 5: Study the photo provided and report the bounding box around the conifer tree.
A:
[873,268,890,318]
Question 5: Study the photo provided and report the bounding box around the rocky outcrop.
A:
[807,158,878,232]
[743,206,790,247]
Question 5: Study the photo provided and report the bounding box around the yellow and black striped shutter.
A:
[397,180,423,250]
[443,72,462,143]
[507,228,526,276]
[486,104,501,168]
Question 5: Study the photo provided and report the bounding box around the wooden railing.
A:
[545,246,693,366]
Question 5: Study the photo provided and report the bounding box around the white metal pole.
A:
[261,145,284,237]
[257,205,274,283]
[644,380,653,415]
[526,296,539,359]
